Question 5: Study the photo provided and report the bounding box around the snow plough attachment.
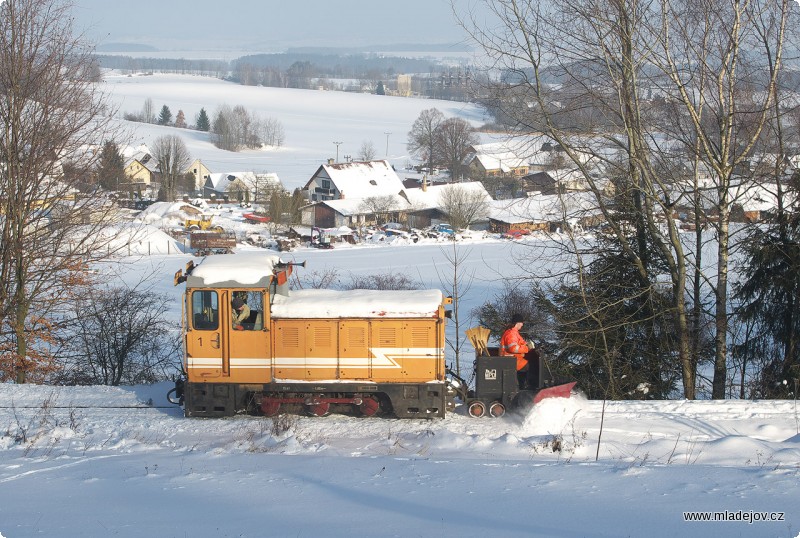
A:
[447,351,576,418]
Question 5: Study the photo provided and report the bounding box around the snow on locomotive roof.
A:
[271,289,444,318]
[190,252,282,286]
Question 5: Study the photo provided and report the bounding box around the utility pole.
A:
[384,132,391,157]
[333,141,342,163]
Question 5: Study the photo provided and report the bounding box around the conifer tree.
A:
[195,108,210,131]
[174,110,187,128]
[96,141,126,192]
[157,105,172,125]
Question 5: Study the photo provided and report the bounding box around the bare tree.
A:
[461,0,791,399]
[260,117,285,148]
[650,0,790,398]
[56,285,181,386]
[212,103,283,151]
[151,135,191,202]
[438,184,489,231]
[434,242,476,380]
[434,117,479,180]
[358,140,377,161]
[407,108,445,174]
[141,97,156,124]
[0,0,120,383]
[461,0,695,397]
[174,109,187,128]
[358,195,401,226]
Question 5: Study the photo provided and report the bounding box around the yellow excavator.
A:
[185,214,224,233]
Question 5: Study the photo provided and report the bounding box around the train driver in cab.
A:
[231,297,250,330]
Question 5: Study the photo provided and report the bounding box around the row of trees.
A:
[464,0,797,400]
[124,99,213,132]
[406,108,479,180]
[124,99,288,153]
[210,104,285,151]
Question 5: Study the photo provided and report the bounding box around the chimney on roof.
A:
[339,190,345,199]
[327,158,334,165]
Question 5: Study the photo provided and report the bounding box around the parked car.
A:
[502,228,531,239]
[423,223,459,241]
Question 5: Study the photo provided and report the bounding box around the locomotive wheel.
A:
[260,400,281,417]
[467,400,486,418]
[358,396,380,417]
[489,401,506,418]
[306,401,331,417]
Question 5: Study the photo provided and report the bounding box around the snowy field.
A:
[0,76,798,537]
[102,72,491,191]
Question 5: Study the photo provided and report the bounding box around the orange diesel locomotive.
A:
[171,252,452,418]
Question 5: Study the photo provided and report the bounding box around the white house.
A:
[302,160,405,202]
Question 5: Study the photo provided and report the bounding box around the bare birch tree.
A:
[461,0,791,398]
[651,0,790,398]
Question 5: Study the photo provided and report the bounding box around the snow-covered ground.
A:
[2,222,799,537]
[1,75,798,538]
[102,72,490,191]
[1,382,798,537]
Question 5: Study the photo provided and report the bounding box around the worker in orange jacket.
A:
[501,313,537,389]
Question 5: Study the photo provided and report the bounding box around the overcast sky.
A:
[70,0,488,52]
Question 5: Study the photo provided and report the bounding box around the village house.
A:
[302,159,405,202]
[301,160,408,227]
[203,171,282,203]
[487,192,605,234]
[402,180,491,229]
[121,145,160,196]
[463,142,531,178]
[185,159,213,194]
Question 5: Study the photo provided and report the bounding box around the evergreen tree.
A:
[174,109,187,128]
[95,140,126,192]
[376,81,385,95]
[538,248,681,400]
[157,105,172,125]
[195,108,210,131]
[734,182,800,398]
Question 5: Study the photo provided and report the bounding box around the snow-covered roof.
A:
[124,150,159,173]
[307,160,404,197]
[322,193,410,216]
[136,201,202,223]
[271,289,444,318]
[120,143,150,159]
[206,171,280,193]
[466,142,533,171]
[488,193,603,224]
[404,182,491,211]
[187,252,283,287]
[465,151,528,172]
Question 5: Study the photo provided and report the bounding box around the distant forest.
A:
[94,51,476,102]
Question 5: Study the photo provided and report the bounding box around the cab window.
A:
[191,290,218,330]
[231,290,265,330]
